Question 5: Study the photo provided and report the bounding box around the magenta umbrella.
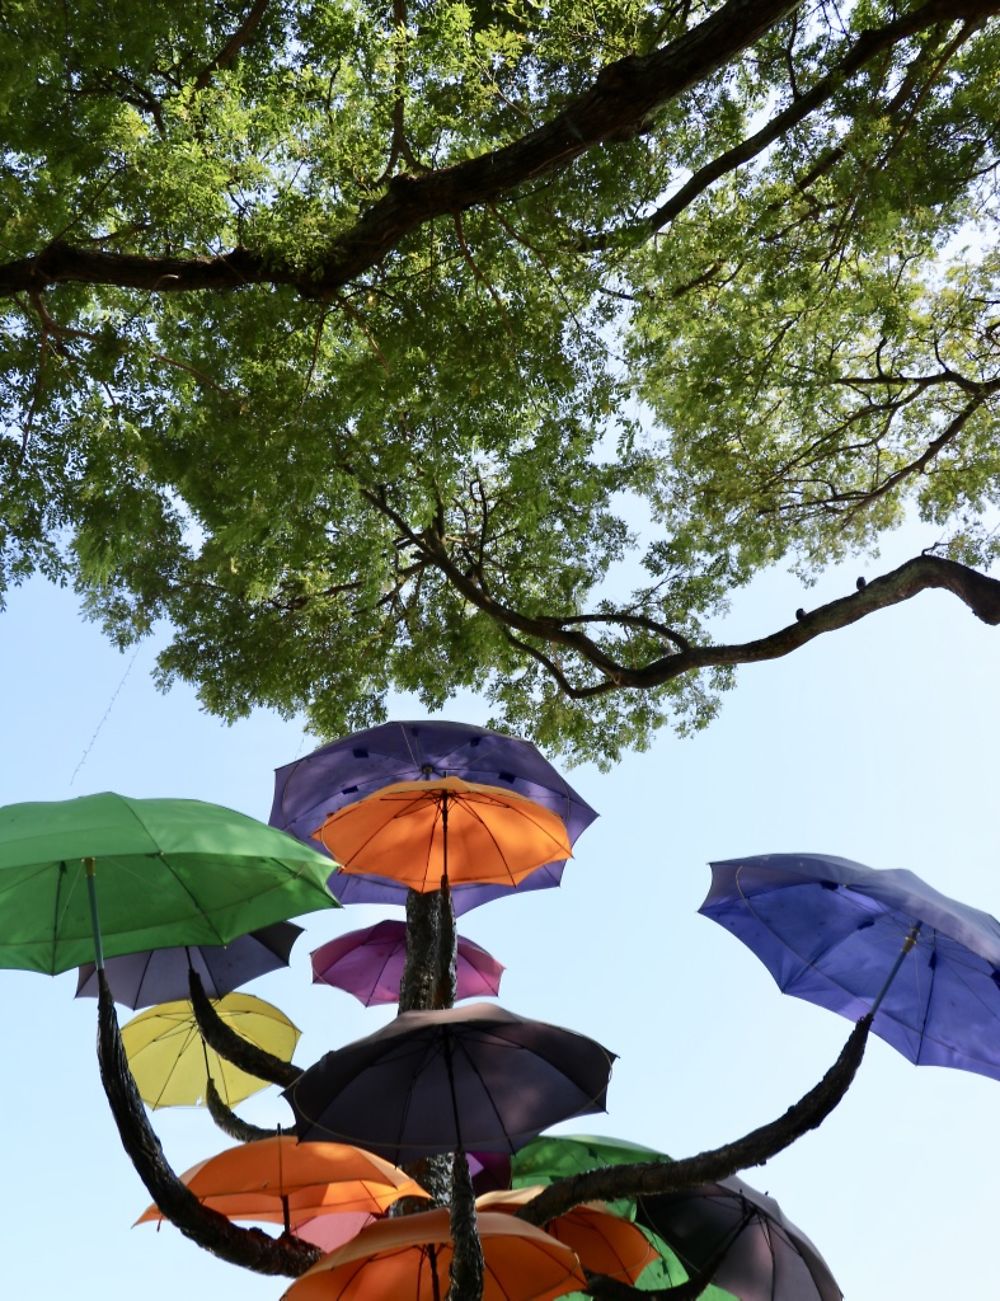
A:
[312,920,504,1007]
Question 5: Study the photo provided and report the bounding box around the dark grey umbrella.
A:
[75,921,303,1008]
[637,1174,842,1301]
[283,1003,616,1163]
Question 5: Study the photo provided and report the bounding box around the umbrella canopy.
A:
[0,792,338,974]
[478,1187,658,1285]
[121,992,299,1108]
[283,1003,615,1163]
[281,1208,586,1301]
[511,1135,838,1300]
[136,1136,428,1229]
[270,719,597,913]
[313,777,572,893]
[292,1211,376,1254]
[511,1135,735,1300]
[700,852,1000,1081]
[312,919,504,1006]
[636,1176,843,1301]
[76,921,303,1008]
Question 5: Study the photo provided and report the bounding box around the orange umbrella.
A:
[312,776,572,892]
[478,1187,659,1285]
[136,1136,429,1233]
[281,1208,586,1300]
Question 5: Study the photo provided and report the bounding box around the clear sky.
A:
[2,528,998,1301]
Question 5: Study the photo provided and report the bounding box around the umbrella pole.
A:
[870,923,922,1016]
[443,1036,485,1300]
[84,856,105,970]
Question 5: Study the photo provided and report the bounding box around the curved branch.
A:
[518,1014,872,1225]
[451,554,1000,697]
[188,968,301,1088]
[205,1078,281,1142]
[97,971,320,1277]
[639,2,985,238]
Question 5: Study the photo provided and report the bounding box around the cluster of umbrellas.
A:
[5,721,1000,1297]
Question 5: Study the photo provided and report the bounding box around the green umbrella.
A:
[0,792,340,974]
[512,1134,738,1299]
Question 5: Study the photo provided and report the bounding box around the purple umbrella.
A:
[283,1003,616,1162]
[269,720,597,914]
[637,1174,842,1301]
[700,852,1000,1081]
[312,920,504,1006]
[75,921,303,1009]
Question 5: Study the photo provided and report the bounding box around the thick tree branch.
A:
[188,968,301,1088]
[192,0,270,91]
[2,0,991,301]
[518,1014,872,1227]
[97,971,319,1277]
[436,553,1000,698]
[0,0,804,298]
[205,1078,280,1142]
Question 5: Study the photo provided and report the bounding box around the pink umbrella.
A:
[311,919,504,1006]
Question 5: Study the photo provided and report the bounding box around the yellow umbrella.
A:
[121,992,299,1108]
[313,776,572,892]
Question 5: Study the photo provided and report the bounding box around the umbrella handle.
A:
[870,922,921,1016]
[84,857,105,970]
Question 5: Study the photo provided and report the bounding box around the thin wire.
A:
[69,644,142,784]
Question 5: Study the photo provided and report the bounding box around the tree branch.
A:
[193,0,270,91]
[188,968,302,1088]
[4,0,990,300]
[0,0,807,298]
[205,1078,280,1142]
[518,1013,872,1226]
[97,971,319,1277]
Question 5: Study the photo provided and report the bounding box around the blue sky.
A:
[2,530,998,1300]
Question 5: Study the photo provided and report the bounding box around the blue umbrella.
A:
[700,852,1000,1082]
[269,720,597,914]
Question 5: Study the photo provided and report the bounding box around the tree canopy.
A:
[2,0,1000,764]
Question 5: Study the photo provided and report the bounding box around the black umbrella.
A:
[637,1174,842,1301]
[283,1003,616,1163]
[75,921,303,1008]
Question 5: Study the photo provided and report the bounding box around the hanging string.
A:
[70,643,142,784]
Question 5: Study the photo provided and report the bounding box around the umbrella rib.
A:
[51,861,66,972]
[453,1034,520,1152]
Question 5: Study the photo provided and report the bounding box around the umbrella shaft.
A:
[84,858,105,970]
[870,923,921,1016]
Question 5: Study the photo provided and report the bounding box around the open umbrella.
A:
[478,1187,659,1285]
[270,719,597,913]
[136,1135,428,1232]
[281,1208,587,1301]
[283,1003,615,1163]
[313,777,572,892]
[0,792,338,974]
[511,1134,734,1299]
[121,992,299,1108]
[635,1175,842,1301]
[511,1134,838,1301]
[312,920,504,1006]
[700,852,1000,1081]
[76,921,304,1008]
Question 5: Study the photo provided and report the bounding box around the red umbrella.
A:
[312,920,504,1006]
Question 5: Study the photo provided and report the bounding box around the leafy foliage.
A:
[1,0,999,762]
